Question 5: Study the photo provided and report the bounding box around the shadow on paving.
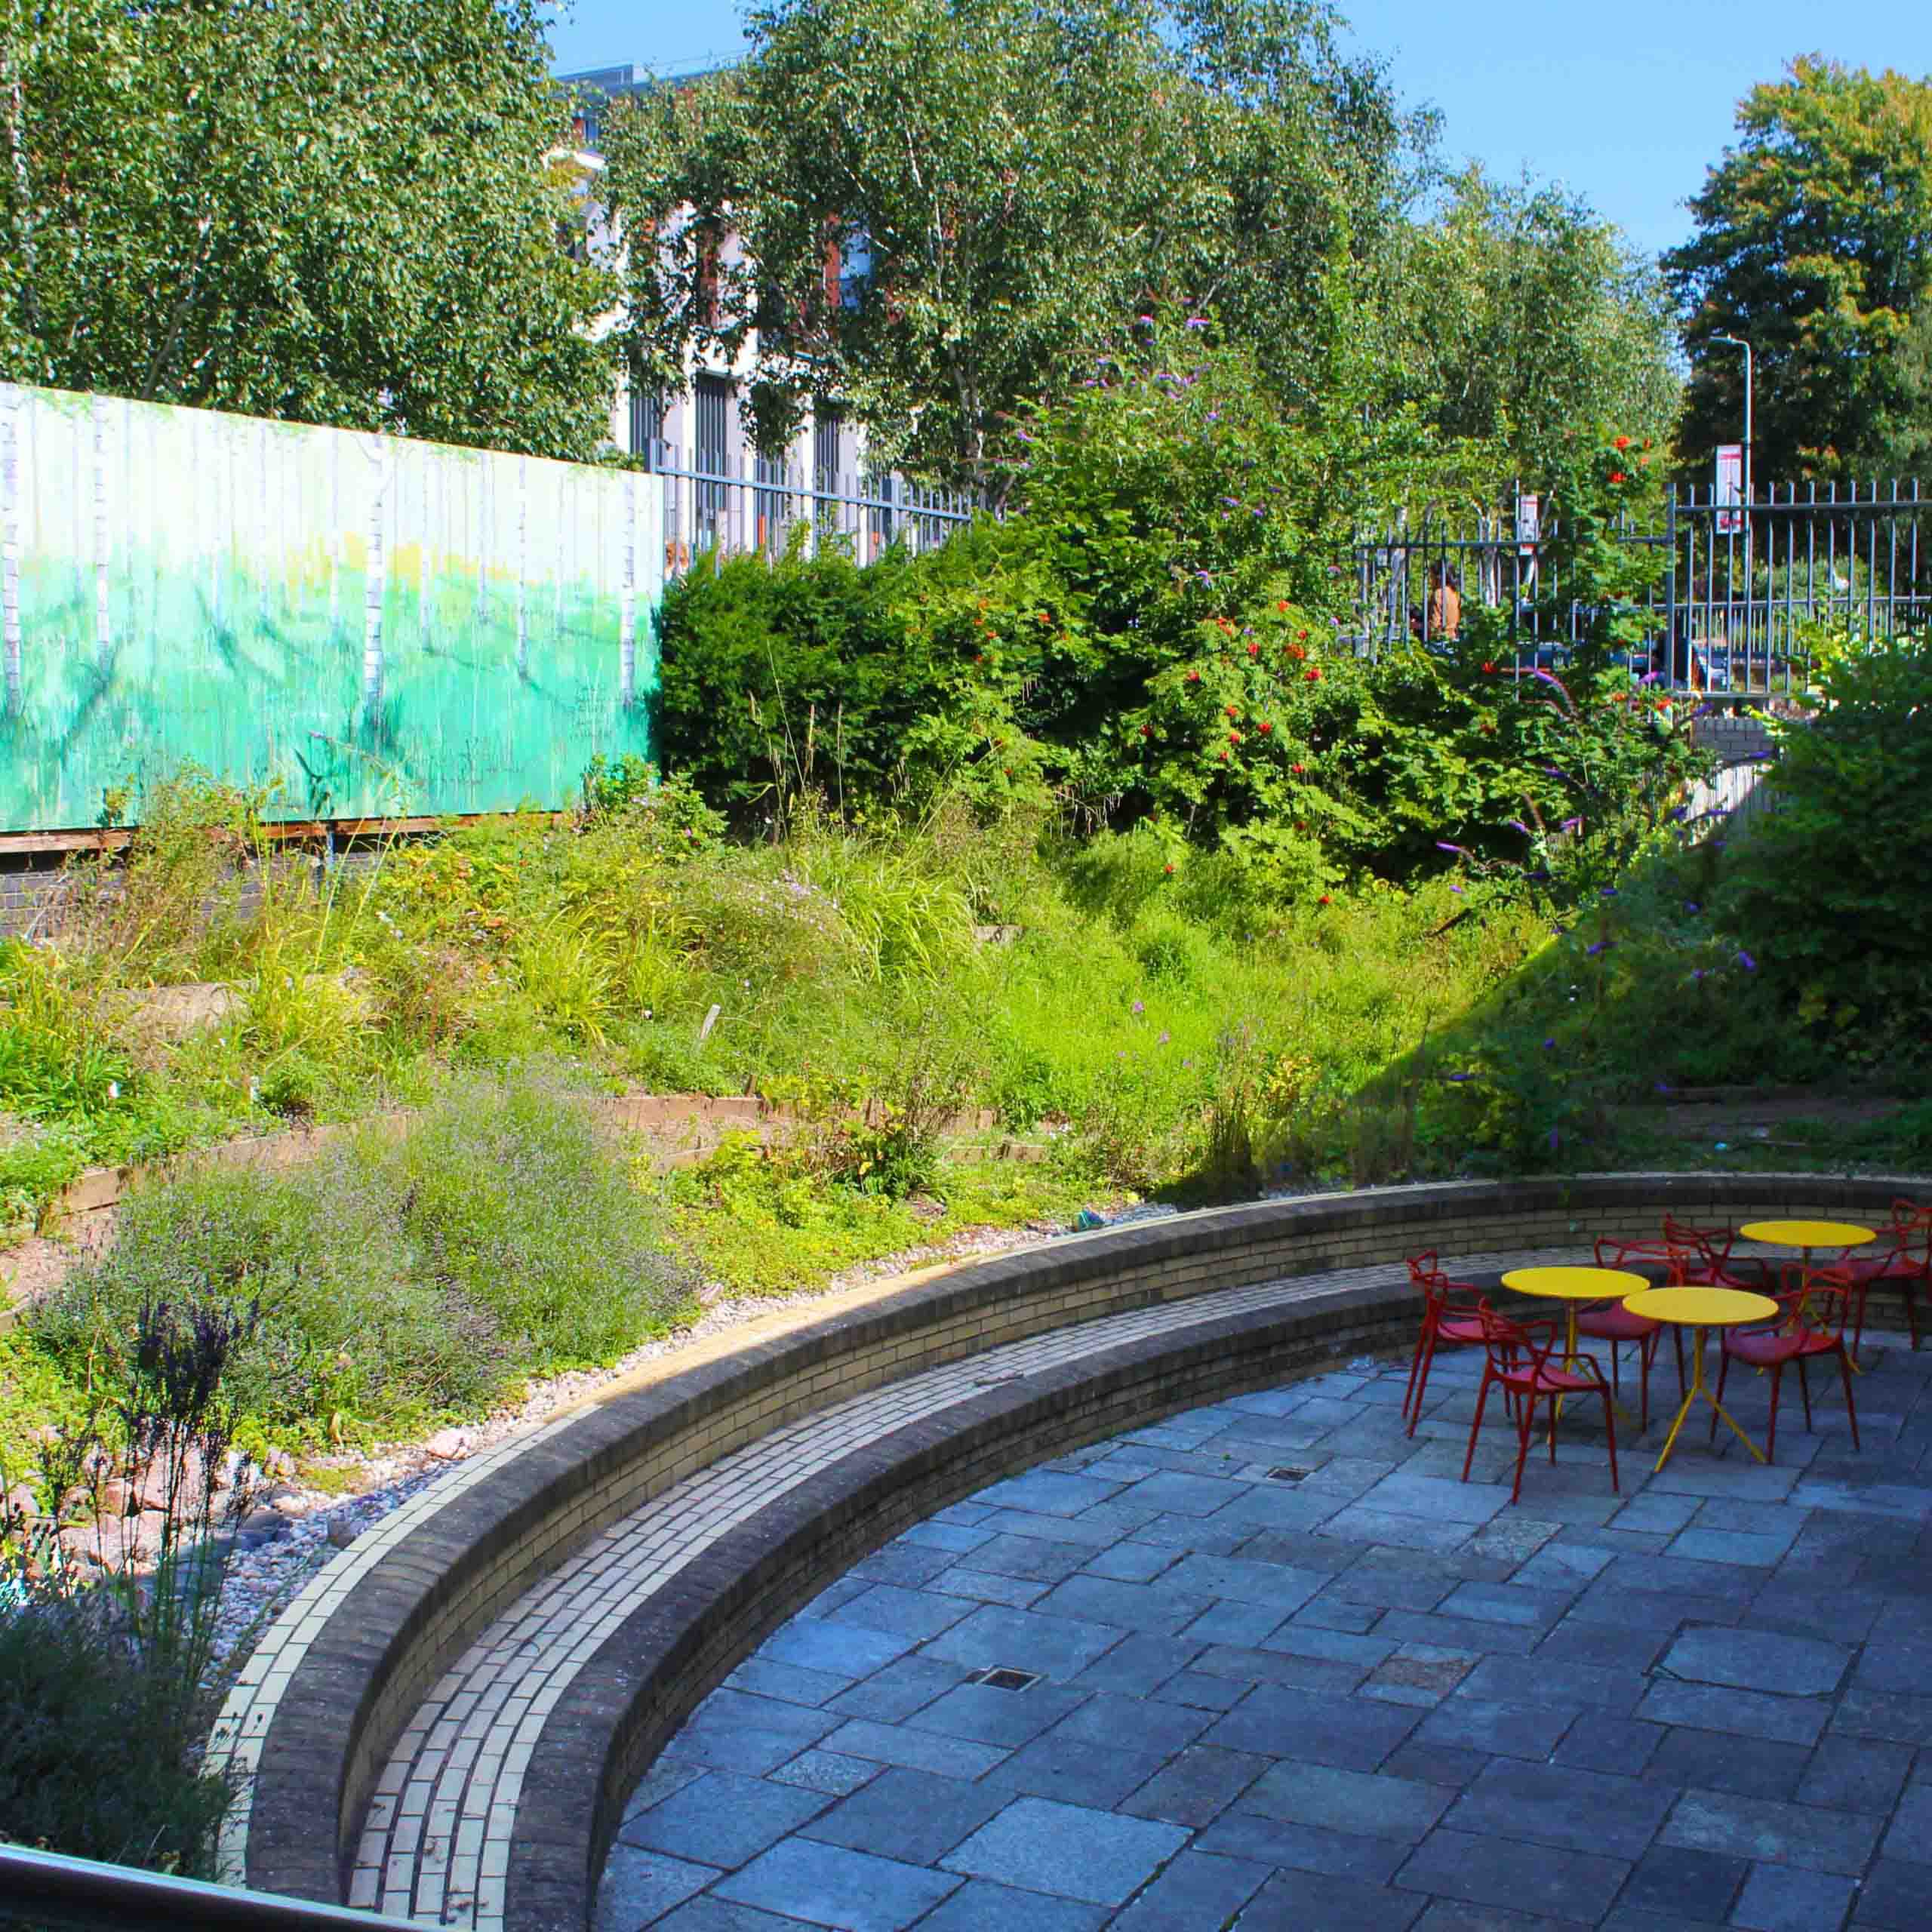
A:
[597,1324,1932,1930]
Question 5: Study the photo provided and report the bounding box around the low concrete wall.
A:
[234,1171,1925,1927]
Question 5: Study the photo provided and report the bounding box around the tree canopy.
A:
[0,0,617,460]
[600,0,1419,487]
[1384,165,1679,495]
[1666,55,1932,485]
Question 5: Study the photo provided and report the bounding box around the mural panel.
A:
[0,383,660,832]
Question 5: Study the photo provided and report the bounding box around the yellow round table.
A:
[1501,1267,1650,1422]
[1624,1284,1780,1470]
[1738,1220,1875,1367]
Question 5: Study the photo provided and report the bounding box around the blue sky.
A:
[544,0,1932,261]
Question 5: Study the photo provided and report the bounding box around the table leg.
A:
[1653,1324,1767,1472]
[1654,1321,1769,1468]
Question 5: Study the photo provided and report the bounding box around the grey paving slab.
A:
[1632,1680,1830,1746]
[798,1767,1008,1866]
[1658,1626,1850,1698]
[909,1881,1109,1931]
[1658,1790,1884,1875]
[594,1848,720,1932]
[1445,1758,1676,1861]
[1729,1860,1857,1931]
[1241,1760,1457,1844]
[621,1770,831,1870]
[1106,1847,1270,1930]
[1192,1808,1411,1884]
[1395,1827,1631,1921]
[922,1604,1127,1683]
[1214,1863,1429,1930]
[939,1797,1189,1906]
[711,1836,964,1930]
[1117,1743,1269,1827]
[1615,1844,1748,1924]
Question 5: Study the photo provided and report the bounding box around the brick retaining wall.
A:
[232,1171,1925,1925]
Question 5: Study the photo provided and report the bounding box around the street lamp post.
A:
[1710,333,1752,514]
[1711,333,1755,660]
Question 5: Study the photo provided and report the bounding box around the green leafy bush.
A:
[28,1070,692,1441]
[1727,635,1932,1052]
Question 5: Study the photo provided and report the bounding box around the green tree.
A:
[0,0,616,460]
[600,0,1414,486]
[1385,165,1679,495]
[1666,56,1932,483]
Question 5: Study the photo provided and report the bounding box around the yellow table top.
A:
[1738,1220,1875,1250]
[1502,1266,1651,1303]
[1625,1286,1780,1327]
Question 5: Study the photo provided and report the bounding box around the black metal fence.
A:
[1353,481,1930,695]
[638,444,979,580]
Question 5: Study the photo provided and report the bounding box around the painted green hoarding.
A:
[0,383,662,832]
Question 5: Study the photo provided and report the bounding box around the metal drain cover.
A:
[968,1666,1041,1692]
[1267,1466,1315,1484]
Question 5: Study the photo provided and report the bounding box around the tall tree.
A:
[1666,56,1932,485]
[0,0,616,460]
[1383,165,1679,497]
[600,0,1415,487]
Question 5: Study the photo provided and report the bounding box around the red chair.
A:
[1712,1266,1862,1461]
[1462,1304,1619,1505]
[1663,1215,1767,1292]
[1401,1254,1491,1438]
[1833,1200,1930,1357]
[1584,1244,1677,1429]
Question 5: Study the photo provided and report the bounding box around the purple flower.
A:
[1586,940,1614,956]
[1449,884,1463,894]
[1654,1081,1673,1094]
[1684,900,1700,913]
[1542,1038,1555,1050]
[1506,818,1530,835]
[1137,314,1155,326]
[1205,411,1220,422]
[1599,887,1617,897]
[1549,1127,1561,1152]
[1132,1000,1145,1014]
[1158,1030,1170,1044]
[1736,950,1756,971]
[1445,1072,1473,1082]
[1435,841,1471,856]
[1560,817,1581,832]
[1691,968,1708,982]
[1184,316,1209,329]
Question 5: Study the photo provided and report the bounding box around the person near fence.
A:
[1411,562,1462,643]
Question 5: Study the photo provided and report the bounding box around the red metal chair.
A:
[1662,1215,1768,1292]
[1462,1304,1619,1505]
[1712,1266,1862,1461]
[1401,1254,1492,1438]
[1832,1200,1930,1357]
[1589,1235,1689,1422]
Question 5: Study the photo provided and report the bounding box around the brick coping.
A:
[212,1173,1926,1921]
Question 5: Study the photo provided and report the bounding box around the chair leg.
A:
[1405,1330,1436,1435]
[1765,1364,1783,1461]
[1639,1328,1658,1432]
[1907,1279,1923,1351]
[1403,1324,1432,1422]
[1601,1388,1619,1493]
[1839,1346,1860,1450]
[1463,1371,1494,1482]
[1797,1355,1814,1432]
[1510,1395,1534,1505]
[1672,1326,1686,1397]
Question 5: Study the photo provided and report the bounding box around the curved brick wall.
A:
[233,1173,1925,1926]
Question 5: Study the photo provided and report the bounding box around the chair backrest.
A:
[1664,1246,1707,1287]
[1594,1233,1666,1271]
[1888,1200,1932,1267]
[1780,1263,1857,1340]
[1663,1215,1734,1265]
[1475,1300,1550,1377]
[1407,1251,1440,1287]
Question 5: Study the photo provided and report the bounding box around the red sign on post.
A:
[1715,445,1743,534]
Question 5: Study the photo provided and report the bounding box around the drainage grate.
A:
[967,1666,1041,1693]
[1266,1466,1315,1484]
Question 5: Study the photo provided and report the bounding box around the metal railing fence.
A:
[1353,480,1930,696]
[640,443,979,579]
[0,1842,422,1930]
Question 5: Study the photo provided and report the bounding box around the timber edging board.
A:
[237,1172,1926,1923]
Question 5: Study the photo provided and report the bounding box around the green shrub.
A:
[1727,637,1932,1055]
[28,1069,693,1442]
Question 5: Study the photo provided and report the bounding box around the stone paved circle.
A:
[595,1330,1932,1930]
